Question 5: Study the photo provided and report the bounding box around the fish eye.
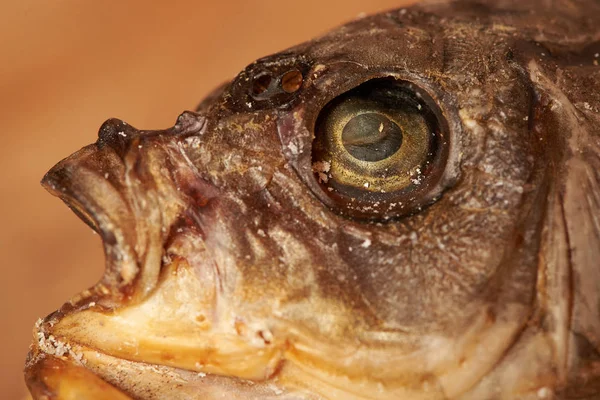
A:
[311,78,450,219]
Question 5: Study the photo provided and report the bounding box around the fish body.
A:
[25,0,600,399]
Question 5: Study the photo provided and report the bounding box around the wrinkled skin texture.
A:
[25,0,600,399]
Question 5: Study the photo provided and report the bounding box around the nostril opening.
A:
[252,72,273,96]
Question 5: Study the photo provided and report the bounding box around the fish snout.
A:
[41,112,211,306]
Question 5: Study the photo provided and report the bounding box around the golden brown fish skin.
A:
[26,0,600,399]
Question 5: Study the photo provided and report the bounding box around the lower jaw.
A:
[26,343,447,400]
[27,301,534,400]
[25,345,301,400]
[29,310,448,400]
[27,319,458,400]
[26,252,529,400]
[26,279,528,400]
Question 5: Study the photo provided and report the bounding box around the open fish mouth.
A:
[39,117,198,303]
[28,113,301,398]
[25,114,291,397]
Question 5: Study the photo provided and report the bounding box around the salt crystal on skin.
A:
[537,387,551,399]
[287,142,299,155]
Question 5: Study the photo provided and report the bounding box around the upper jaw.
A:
[40,113,209,307]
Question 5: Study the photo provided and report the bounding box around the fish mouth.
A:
[39,115,212,305]
[30,115,296,397]
[35,124,289,390]
[42,135,165,304]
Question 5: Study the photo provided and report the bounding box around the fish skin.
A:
[25,1,600,399]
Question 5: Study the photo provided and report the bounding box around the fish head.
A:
[26,2,600,399]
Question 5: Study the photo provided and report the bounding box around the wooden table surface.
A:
[0,1,410,398]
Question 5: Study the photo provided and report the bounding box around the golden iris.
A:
[313,79,434,194]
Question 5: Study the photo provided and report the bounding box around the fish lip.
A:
[36,110,214,313]
[41,145,140,304]
[25,332,296,400]
[40,129,189,306]
[41,144,109,234]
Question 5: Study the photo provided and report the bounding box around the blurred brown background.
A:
[0,1,411,398]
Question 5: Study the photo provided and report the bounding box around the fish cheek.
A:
[185,39,553,391]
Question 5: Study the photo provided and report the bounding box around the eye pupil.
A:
[341,113,403,162]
